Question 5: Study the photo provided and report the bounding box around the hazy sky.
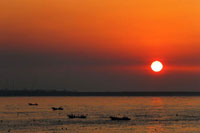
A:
[0,0,200,91]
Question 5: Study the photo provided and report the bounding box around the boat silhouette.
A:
[51,107,63,111]
[28,103,38,106]
[109,116,131,121]
[67,114,87,119]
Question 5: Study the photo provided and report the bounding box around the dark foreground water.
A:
[0,97,200,132]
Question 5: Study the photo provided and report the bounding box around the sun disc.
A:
[151,61,163,72]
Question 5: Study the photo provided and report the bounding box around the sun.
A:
[151,61,163,72]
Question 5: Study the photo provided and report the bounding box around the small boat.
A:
[67,114,87,119]
[51,107,63,111]
[28,103,38,106]
[110,116,131,121]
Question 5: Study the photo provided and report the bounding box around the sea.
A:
[0,96,200,132]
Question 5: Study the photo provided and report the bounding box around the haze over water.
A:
[0,96,200,132]
[1,0,200,91]
[1,0,200,132]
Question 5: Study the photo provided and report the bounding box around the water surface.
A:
[0,96,200,132]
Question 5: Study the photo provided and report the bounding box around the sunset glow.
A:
[0,0,200,91]
[1,0,200,132]
[151,61,163,72]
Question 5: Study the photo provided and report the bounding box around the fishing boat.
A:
[67,114,87,119]
[28,103,38,106]
[110,116,131,121]
[51,107,63,111]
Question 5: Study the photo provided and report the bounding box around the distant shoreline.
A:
[0,90,200,96]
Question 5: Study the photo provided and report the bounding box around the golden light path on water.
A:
[0,97,200,132]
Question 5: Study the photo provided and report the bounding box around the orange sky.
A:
[1,0,200,55]
[0,0,200,91]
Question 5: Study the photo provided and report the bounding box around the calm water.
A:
[0,97,200,132]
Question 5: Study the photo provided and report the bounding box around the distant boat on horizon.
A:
[109,116,131,121]
[67,114,87,119]
[28,103,38,106]
[51,107,63,111]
